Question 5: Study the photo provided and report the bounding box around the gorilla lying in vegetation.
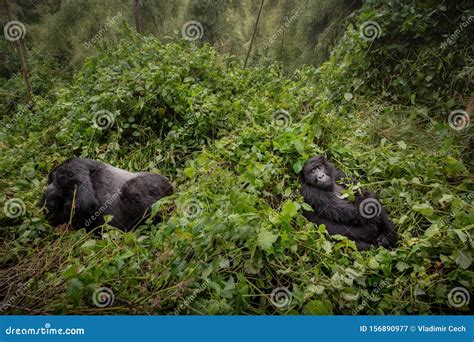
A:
[300,156,398,250]
[39,158,173,231]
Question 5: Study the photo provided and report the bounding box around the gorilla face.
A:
[302,155,335,191]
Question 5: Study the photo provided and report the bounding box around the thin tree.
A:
[244,0,264,68]
[133,0,141,33]
[3,0,33,104]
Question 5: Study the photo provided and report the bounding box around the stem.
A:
[244,0,265,68]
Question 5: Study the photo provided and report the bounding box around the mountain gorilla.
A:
[300,156,398,250]
[39,158,173,231]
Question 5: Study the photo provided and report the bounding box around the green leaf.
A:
[321,240,332,253]
[184,166,196,178]
[438,194,453,205]
[455,250,472,269]
[307,284,325,295]
[280,201,298,221]
[368,258,380,270]
[412,202,434,216]
[304,300,333,315]
[257,229,279,250]
[62,265,79,279]
[397,140,407,149]
[80,239,96,249]
[396,261,410,272]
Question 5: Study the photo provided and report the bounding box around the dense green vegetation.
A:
[0,0,472,314]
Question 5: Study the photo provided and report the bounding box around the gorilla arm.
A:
[303,211,379,251]
[301,184,368,226]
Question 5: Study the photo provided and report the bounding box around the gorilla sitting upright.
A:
[300,155,398,250]
[39,158,173,231]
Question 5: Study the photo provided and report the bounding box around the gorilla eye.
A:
[311,165,323,174]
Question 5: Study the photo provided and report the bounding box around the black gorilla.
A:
[39,158,173,231]
[300,156,398,250]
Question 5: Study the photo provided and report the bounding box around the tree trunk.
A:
[3,0,33,104]
[133,0,141,33]
[244,0,264,68]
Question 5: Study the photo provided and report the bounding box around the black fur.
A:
[300,156,398,250]
[39,158,173,231]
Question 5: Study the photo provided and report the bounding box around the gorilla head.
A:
[39,158,173,231]
[301,155,337,191]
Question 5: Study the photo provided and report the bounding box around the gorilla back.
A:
[39,158,173,231]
